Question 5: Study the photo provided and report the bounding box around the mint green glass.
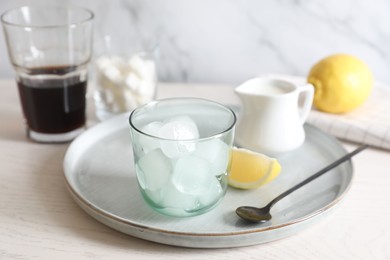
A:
[129,98,236,217]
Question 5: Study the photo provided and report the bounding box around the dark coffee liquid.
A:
[17,66,87,134]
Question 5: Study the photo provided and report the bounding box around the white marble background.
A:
[1,0,390,85]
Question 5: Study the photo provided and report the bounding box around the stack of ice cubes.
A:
[135,116,229,214]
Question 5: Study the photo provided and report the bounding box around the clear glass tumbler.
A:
[1,6,94,143]
[129,98,236,217]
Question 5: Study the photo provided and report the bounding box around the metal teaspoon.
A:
[236,144,368,223]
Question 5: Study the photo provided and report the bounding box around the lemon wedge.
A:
[228,147,281,189]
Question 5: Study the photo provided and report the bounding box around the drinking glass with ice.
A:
[129,98,236,217]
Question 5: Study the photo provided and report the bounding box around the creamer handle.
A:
[298,83,314,125]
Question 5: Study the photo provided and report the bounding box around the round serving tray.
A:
[63,112,352,248]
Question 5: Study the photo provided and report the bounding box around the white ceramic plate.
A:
[63,112,353,248]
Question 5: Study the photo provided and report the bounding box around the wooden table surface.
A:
[1,79,389,259]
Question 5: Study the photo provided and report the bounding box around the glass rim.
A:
[129,97,237,141]
[1,5,94,29]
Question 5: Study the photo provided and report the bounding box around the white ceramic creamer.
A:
[235,77,314,155]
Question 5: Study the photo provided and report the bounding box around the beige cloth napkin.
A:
[280,75,390,150]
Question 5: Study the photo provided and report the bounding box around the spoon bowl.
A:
[236,145,367,223]
[236,206,272,223]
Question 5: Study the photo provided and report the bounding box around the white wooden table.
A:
[1,79,389,259]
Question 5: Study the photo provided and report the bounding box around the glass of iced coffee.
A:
[1,5,94,143]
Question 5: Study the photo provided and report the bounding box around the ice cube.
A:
[171,155,213,195]
[159,116,199,140]
[139,121,163,153]
[142,121,163,136]
[197,177,223,206]
[159,116,199,158]
[159,139,197,159]
[136,149,172,191]
[159,183,198,210]
[195,139,230,175]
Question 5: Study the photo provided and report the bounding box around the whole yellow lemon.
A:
[307,54,373,114]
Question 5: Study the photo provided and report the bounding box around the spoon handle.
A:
[265,144,368,210]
